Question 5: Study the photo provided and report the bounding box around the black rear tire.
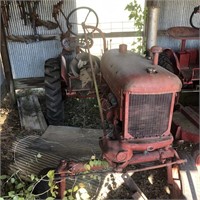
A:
[45,58,64,125]
[158,52,175,74]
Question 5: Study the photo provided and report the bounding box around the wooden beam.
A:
[6,30,168,43]
[17,95,47,131]
[1,16,16,104]
[14,77,44,89]
[0,79,7,102]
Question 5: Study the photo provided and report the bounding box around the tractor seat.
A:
[69,52,100,77]
[68,53,100,89]
[167,26,199,40]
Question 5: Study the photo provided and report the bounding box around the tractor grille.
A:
[128,93,172,138]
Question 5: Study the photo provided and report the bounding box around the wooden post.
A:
[146,0,159,7]
[1,17,16,105]
[145,0,160,57]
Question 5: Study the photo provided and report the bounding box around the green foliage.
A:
[0,172,36,200]
[0,169,57,200]
[61,157,110,200]
[125,0,147,54]
[0,157,110,200]
[47,170,58,198]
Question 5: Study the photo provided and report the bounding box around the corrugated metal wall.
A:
[4,0,199,80]
[5,0,76,79]
[157,0,199,50]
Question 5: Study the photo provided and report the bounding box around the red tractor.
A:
[43,6,192,199]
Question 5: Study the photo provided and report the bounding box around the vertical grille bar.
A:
[128,93,172,138]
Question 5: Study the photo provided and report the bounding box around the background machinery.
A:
[158,5,199,90]
[157,4,199,175]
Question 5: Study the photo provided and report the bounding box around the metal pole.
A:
[146,6,160,54]
[1,16,16,105]
[82,23,106,135]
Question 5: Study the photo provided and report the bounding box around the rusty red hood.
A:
[100,49,182,94]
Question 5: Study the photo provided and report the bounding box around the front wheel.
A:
[45,58,64,125]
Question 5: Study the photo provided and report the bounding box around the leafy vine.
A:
[125,0,147,55]
[0,153,110,200]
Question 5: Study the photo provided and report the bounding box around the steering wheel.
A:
[66,7,99,36]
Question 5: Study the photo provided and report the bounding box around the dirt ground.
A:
[0,89,196,199]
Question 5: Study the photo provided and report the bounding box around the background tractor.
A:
[158,5,199,90]
[157,5,200,181]
[155,6,200,199]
